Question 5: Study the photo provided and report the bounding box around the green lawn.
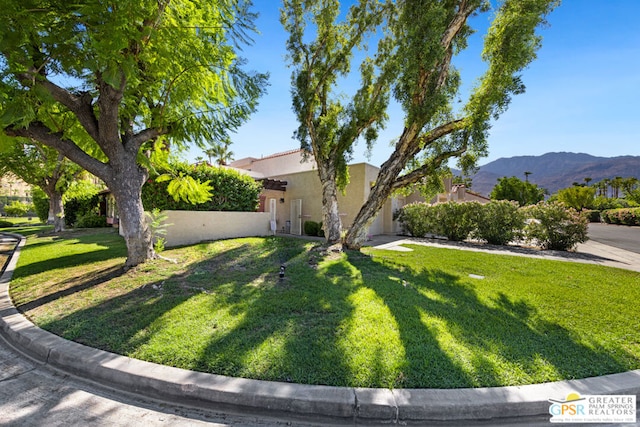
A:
[7,227,640,389]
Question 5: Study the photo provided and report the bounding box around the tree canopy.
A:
[282,0,559,248]
[490,176,546,206]
[0,0,267,266]
[0,140,82,231]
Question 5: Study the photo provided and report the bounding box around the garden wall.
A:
[162,210,272,247]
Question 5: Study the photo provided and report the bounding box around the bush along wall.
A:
[396,201,588,251]
[601,208,640,226]
[142,163,262,212]
[64,194,103,228]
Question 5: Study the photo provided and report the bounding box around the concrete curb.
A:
[1,232,639,424]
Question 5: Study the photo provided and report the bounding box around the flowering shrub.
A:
[522,202,588,250]
[394,203,434,237]
[430,201,481,241]
[396,201,480,241]
[472,200,524,245]
[601,208,640,226]
[396,200,588,251]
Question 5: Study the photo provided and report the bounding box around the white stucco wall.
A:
[161,210,272,247]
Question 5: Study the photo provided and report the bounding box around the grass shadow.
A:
[348,250,631,388]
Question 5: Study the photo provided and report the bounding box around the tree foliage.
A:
[553,185,595,210]
[490,176,546,206]
[282,0,559,248]
[0,140,79,231]
[0,0,267,266]
[3,200,31,217]
[143,162,261,212]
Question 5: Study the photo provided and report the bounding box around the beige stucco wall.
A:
[161,210,272,247]
[264,163,401,237]
[231,150,316,177]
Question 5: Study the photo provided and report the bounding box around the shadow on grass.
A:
[347,251,630,388]
[16,265,126,312]
[12,230,126,278]
[22,236,633,389]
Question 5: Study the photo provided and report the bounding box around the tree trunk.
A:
[44,182,65,232]
[343,182,391,249]
[344,131,417,249]
[107,160,154,268]
[320,171,342,244]
[48,191,65,232]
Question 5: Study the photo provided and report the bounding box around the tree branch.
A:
[390,118,468,190]
[127,127,169,153]
[4,122,110,179]
[391,146,466,191]
[17,71,100,141]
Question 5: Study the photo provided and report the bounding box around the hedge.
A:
[396,201,588,251]
[601,208,640,226]
[142,163,262,212]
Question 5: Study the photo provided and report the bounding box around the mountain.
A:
[465,152,640,197]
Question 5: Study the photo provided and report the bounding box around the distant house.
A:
[229,149,406,236]
[430,177,491,204]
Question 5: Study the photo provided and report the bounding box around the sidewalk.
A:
[365,234,640,273]
[1,232,639,425]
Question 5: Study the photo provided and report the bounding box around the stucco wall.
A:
[263,163,401,237]
[232,151,316,177]
[161,210,272,247]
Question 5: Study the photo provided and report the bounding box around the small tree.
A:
[490,176,546,206]
[0,141,78,231]
[554,186,595,210]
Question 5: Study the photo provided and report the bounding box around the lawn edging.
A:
[1,232,639,424]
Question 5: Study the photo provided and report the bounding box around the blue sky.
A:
[191,1,640,167]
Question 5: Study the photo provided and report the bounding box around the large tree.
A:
[0,141,78,231]
[0,0,267,266]
[283,0,558,248]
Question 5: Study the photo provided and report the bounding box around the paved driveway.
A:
[588,223,640,254]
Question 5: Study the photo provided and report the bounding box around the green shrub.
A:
[74,211,108,228]
[555,186,596,210]
[317,222,325,237]
[522,202,588,251]
[601,208,640,226]
[64,194,101,227]
[303,220,319,236]
[395,203,433,237]
[32,188,50,222]
[397,202,481,241]
[432,202,481,241]
[3,201,31,217]
[593,197,636,210]
[143,163,261,212]
[473,200,524,245]
[582,209,601,223]
[0,219,13,227]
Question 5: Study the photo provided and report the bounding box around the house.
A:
[229,149,405,237]
[431,177,491,204]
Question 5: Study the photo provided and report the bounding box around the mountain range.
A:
[463,152,640,197]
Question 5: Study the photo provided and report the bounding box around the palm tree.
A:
[611,176,624,199]
[602,178,611,198]
[583,177,592,186]
[205,141,235,166]
[524,171,532,182]
[593,180,607,197]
